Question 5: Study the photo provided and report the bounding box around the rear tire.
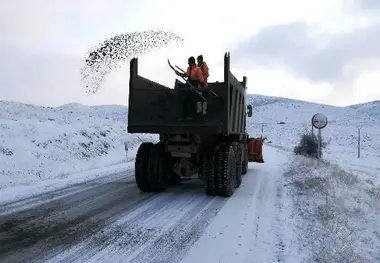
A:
[135,142,154,192]
[234,145,243,188]
[148,142,169,192]
[242,143,248,175]
[235,162,242,188]
[202,148,218,196]
[217,145,236,197]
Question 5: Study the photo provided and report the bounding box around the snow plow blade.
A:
[247,137,265,163]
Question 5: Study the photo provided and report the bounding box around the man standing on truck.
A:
[175,57,205,119]
[197,55,209,88]
[197,55,210,115]
[176,56,204,87]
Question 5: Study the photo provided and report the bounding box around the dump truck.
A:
[127,52,264,197]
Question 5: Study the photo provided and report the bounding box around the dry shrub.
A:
[366,185,380,201]
[283,156,368,263]
[293,132,331,159]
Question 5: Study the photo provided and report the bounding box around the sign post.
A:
[358,127,361,158]
[311,113,328,159]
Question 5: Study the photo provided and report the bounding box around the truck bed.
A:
[127,53,247,135]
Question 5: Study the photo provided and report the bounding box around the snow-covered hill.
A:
[246,94,380,176]
[0,100,156,188]
[0,95,379,188]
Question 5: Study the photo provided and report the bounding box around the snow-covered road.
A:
[181,146,295,263]
[0,146,295,263]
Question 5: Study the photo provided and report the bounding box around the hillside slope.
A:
[246,95,380,173]
[0,100,156,188]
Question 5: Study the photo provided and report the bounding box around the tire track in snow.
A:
[180,162,288,263]
[0,173,228,263]
[0,175,153,263]
[126,196,225,263]
[179,170,266,263]
[44,180,227,263]
[0,170,132,216]
[47,189,203,262]
[179,147,295,263]
[273,178,286,263]
[246,170,287,263]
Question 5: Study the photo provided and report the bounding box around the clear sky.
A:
[1,0,380,107]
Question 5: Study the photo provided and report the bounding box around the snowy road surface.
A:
[0,146,295,263]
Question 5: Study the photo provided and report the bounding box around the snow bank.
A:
[0,100,157,188]
[282,156,379,262]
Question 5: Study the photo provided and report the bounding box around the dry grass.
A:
[283,155,377,263]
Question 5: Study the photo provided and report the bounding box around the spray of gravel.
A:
[80,30,184,94]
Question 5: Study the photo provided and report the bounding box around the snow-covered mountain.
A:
[0,95,379,188]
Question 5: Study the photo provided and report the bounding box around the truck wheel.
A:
[242,161,248,175]
[148,142,168,192]
[201,148,218,196]
[242,146,248,175]
[235,162,242,188]
[233,146,242,188]
[135,142,154,192]
[217,145,236,197]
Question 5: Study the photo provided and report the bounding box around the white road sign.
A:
[312,113,328,129]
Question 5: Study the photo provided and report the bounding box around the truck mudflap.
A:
[247,137,266,163]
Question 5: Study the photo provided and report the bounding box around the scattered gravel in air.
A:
[80,30,184,94]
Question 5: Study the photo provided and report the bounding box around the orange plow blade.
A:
[247,137,265,163]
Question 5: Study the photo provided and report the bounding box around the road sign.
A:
[312,113,328,129]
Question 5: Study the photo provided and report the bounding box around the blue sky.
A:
[1,0,380,107]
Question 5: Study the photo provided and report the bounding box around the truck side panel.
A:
[223,53,248,135]
[128,75,177,125]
